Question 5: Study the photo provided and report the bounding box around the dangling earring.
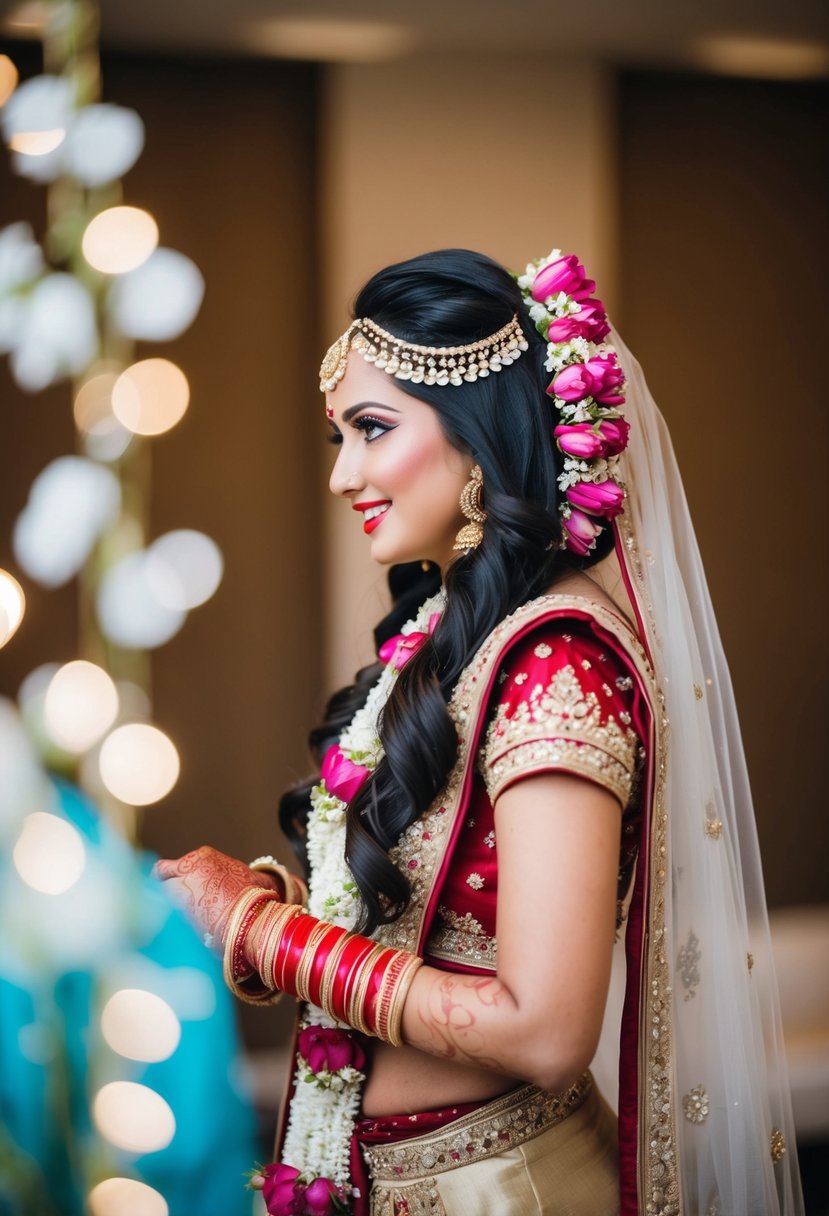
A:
[453,464,486,552]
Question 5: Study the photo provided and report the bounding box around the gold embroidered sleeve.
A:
[481,659,639,807]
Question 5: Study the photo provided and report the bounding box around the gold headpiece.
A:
[319,315,528,393]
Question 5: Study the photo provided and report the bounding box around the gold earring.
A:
[453,464,486,551]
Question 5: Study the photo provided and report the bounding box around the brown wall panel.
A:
[618,72,829,906]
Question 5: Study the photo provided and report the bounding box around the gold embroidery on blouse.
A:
[682,1084,709,1124]
[485,737,632,805]
[677,929,701,1001]
[534,642,552,658]
[770,1127,787,1163]
[427,905,498,969]
[466,872,484,890]
[481,663,638,805]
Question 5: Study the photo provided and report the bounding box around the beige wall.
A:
[319,53,617,687]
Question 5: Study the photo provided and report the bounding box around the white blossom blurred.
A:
[8,273,97,391]
[97,551,186,649]
[108,248,205,341]
[14,456,121,586]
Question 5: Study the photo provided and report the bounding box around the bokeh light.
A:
[8,128,65,155]
[43,660,119,753]
[12,811,86,894]
[92,1082,175,1153]
[0,55,19,107]
[82,206,158,275]
[88,1178,168,1216]
[98,724,180,806]
[108,247,205,341]
[0,569,25,649]
[97,551,187,649]
[73,369,132,462]
[13,456,121,586]
[111,358,189,436]
[101,988,181,1062]
[146,531,223,611]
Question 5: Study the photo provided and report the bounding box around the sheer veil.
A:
[594,328,803,1214]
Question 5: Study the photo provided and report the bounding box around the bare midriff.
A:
[361,1041,520,1118]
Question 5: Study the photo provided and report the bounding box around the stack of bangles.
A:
[221,887,424,1048]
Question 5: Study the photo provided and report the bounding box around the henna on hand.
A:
[154,846,279,943]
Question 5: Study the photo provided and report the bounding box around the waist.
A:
[356,1072,593,1182]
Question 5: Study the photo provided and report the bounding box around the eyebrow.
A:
[340,401,403,424]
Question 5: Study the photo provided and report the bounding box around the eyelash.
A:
[327,415,395,446]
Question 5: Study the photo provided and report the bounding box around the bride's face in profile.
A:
[327,354,472,569]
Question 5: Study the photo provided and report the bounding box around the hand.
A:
[154,846,280,946]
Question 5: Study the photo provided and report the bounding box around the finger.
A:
[153,858,178,880]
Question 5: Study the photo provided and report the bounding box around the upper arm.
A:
[484,622,639,1064]
[493,771,621,1069]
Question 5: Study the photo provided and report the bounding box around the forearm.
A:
[400,965,585,1093]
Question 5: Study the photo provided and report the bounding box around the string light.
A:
[0,568,25,648]
[98,723,180,805]
[111,358,189,436]
[43,661,119,753]
[92,1082,175,1153]
[101,989,181,1062]
[12,812,86,895]
[88,1178,168,1216]
[82,205,158,274]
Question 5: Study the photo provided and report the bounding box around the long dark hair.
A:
[279,249,610,932]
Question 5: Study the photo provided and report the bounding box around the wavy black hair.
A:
[279,249,611,932]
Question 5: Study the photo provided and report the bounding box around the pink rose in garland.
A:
[298,1025,366,1074]
[321,745,370,803]
[378,611,441,670]
[547,300,610,344]
[260,1163,348,1216]
[566,480,625,519]
[563,508,604,556]
[531,254,596,303]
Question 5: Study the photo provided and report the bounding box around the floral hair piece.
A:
[516,250,629,556]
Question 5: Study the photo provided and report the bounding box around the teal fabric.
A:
[0,781,260,1216]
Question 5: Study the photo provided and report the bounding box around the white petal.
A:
[0,74,73,140]
[108,248,204,341]
[63,104,144,187]
[0,222,45,294]
[97,551,186,649]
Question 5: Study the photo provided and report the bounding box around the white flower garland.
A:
[281,591,445,1190]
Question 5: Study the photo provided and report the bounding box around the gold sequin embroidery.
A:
[682,1085,710,1124]
[770,1127,787,1163]
[466,872,484,890]
[677,929,701,1001]
[482,663,638,806]
[534,642,552,658]
[427,906,498,969]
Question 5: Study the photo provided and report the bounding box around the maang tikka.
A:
[453,464,486,552]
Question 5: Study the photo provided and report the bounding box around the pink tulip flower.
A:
[298,1026,366,1074]
[531,254,596,303]
[566,480,625,519]
[547,300,610,343]
[553,423,605,459]
[563,508,604,556]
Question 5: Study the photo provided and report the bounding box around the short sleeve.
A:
[479,620,641,807]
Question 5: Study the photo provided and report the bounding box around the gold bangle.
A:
[254,904,303,990]
[317,932,352,1021]
[349,945,388,1035]
[377,952,424,1046]
[249,856,308,907]
[222,889,283,1004]
[294,920,334,1004]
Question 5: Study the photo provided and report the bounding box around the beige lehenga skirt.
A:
[361,1073,619,1216]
